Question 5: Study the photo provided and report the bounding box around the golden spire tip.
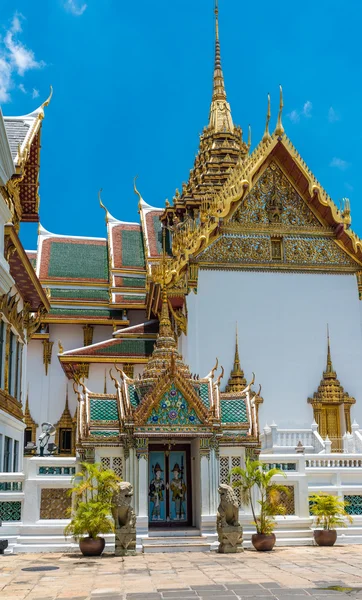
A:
[275,84,284,137]
[262,93,272,143]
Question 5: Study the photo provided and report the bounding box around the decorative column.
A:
[200,439,211,517]
[136,438,149,541]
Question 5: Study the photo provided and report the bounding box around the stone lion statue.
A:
[112,481,136,530]
[217,483,240,529]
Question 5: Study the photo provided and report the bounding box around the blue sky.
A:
[1,0,361,250]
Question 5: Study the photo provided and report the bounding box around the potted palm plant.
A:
[309,493,353,547]
[230,458,290,551]
[64,462,121,556]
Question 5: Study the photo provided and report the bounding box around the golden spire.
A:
[325,325,335,377]
[275,85,284,136]
[208,0,234,132]
[225,326,247,393]
[248,124,251,149]
[262,94,271,143]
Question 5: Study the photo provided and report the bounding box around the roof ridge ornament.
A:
[133,175,143,209]
[208,0,234,132]
[274,85,284,137]
[262,94,272,143]
[41,85,53,109]
[98,188,109,223]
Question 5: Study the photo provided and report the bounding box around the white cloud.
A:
[0,13,45,102]
[330,157,349,171]
[0,57,12,102]
[303,100,312,117]
[65,0,87,15]
[32,88,39,99]
[287,100,312,124]
[287,109,300,124]
[328,107,340,123]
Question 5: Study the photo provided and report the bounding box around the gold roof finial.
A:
[262,94,271,143]
[247,124,251,149]
[275,85,284,137]
[134,175,142,209]
[225,324,247,393]
[326,324,334,376]
[208,0,233,132]
[41,85,53,109]
[98,188,109,223]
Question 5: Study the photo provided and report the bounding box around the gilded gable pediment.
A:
[230,161,326,232]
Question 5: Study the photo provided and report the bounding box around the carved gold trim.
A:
[83,324,94,347]
[42,339,54,376]
[24,393,38,442]
[0,388,23,421]
[54,390,76,456]
[4,323,11,391]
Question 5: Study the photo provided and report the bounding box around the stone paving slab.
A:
[1,547,362,599]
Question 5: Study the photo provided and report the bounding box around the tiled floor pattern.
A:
[1,546,362,599]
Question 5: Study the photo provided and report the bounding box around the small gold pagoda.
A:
[308,330,355,451]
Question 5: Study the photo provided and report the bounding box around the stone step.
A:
[142,535,212,553]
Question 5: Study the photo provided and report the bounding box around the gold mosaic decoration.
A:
[40,488,71,519]
[231,162,323,229]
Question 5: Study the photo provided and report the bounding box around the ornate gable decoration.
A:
[145,383,202,427]
[197,162,359,272]
[230,162,323,230]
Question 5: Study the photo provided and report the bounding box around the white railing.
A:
[306,455,362,468]
[261,421,326,454]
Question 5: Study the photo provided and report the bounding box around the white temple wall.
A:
[184,269,362,428]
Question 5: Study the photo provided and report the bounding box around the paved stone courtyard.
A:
[2,546,362,600]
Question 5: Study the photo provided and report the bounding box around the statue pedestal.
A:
[217,524,243,553]
[115,526,136,556]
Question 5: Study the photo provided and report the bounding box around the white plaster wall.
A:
[184,270,362,429]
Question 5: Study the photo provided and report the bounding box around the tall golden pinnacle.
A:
[208,0,234,132]
[325,325,335,378]
[225,326,247,393]
[275,85,285,137]
[262,94,271,143]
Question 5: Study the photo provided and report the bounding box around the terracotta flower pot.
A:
[251,533,276,551]
[314,529,337,547]
[79,536,105,556]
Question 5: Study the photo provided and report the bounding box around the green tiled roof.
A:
[95,339,154,356]
[90,398,119,421]
[90,430,119,437]
[50,308,114,317]
[128,384,140,407]
[121,277,145,288]
[48,242,108,280]
[152,216,171,255]
[50,288,109,301]
[121,230,145,267]
[199,383,210,409]
[220,398,248,424]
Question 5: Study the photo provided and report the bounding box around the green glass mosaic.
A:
[96,339,154,356]
[121,230,145,267]
[50,308,112,317]
[119,295,146,301]
[199,383,210,408]
[0,482,22,491]
[39,466,76,476]
[220,399,247,423]
[344,495,362,515]
[147,384,201,426]
[128,384,140,407]
[90,430,119,437]
[48,242,108,280]
[121,277,145,288]
[263,463,297,471]
[90,398,119,421]
[0,501,21,521]
[50,288,109,301]
[152,215,171,255]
